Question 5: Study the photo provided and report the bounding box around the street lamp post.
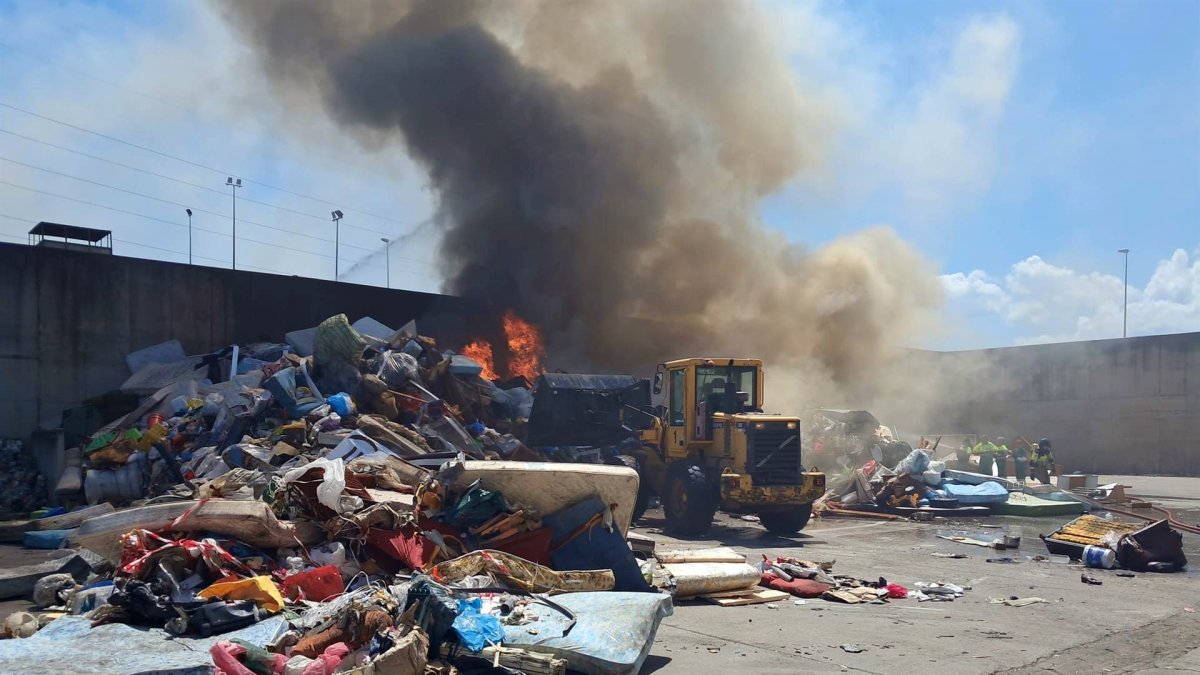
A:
[331,210,344,279]
[380,237,390,288]
[185,208,193,264]
[1118,248,1130,338]
[226,177,242,270]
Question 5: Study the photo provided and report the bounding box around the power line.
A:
[0,183,438,279]
[0,155,387,256]
[1,40,190,114]
[0,128,400,239]
[0,152,441,269]
[2,211,215,262]
[1,210,431,282]
[1,181,195,230]
[0,100,415,230]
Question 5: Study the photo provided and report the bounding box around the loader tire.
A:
[759,504,813,536]
[605,455,650,523]
[663,461,717,536]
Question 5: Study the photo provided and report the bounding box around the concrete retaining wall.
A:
[0,243,474,437]
[917,334,1200,476]
[2,242,1196,475]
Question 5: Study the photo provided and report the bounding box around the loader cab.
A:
[653,358,763,458]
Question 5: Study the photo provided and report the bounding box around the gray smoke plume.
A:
[219,0,942,407]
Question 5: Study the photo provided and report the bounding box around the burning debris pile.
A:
[0,313,679,673]
[460,311,545,384]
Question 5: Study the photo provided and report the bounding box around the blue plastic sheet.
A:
[23,529,71,549]
[452,598,504,653]
[941,480,1010,504]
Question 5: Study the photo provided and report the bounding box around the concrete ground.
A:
[1,476,1195,674]
[640,475,1200,675]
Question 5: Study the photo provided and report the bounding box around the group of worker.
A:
[954,436,1057,484]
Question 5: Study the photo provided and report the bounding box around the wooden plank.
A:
[701,588,790,607]
[699,586,765,598]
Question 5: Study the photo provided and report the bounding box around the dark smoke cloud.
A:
[219,0,942,407]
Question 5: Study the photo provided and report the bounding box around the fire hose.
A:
[1074,494,1200,536]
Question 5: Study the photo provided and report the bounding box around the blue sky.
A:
[0,0,1196,349]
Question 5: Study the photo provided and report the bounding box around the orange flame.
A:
[503,311,544,383]
[461,340,499,380]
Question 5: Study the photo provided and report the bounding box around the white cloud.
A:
[939,249,1200,344]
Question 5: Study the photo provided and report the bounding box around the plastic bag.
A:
[284,457,346,512]
[326,393,356,417]
[309,542,361,580]
[370,350,420,388]
[452,598,503,653]
[893,449,931,476]
[1100,529,1123,550]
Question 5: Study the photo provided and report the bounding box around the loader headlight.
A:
[786,422,798,429]
[753,422,765,429]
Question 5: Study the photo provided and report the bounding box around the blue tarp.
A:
[504,592,673,675]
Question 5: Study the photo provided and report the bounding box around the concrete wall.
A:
[920,334,1200,476]
[0,243,477,437]
[2,242,1197,475]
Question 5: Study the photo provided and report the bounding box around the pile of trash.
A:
[627,546,967,608]
[0,313,674,674]
[816,448,1087,519]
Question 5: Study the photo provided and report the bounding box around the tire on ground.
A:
[663,460,717,536]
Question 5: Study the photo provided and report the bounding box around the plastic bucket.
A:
[1083,544,1116,569]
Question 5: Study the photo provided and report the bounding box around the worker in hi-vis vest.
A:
[973,435,997,477]
[993,436,1009,478]
[1030,438,1056,484]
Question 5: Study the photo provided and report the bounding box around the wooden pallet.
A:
[699,588,790,607]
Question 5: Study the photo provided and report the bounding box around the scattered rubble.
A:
[0,311,1191,673]
[0,314,676,673]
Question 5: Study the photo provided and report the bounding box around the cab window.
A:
[669,369,685,425]
[695,366,758,409]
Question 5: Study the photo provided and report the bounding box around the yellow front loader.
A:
[625,358,826,536]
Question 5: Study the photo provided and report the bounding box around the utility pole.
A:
[185,208,193,264]
[381,237,390,288]
[331,211,344,279]
[226,177,242,269]
[1118,248,1130,338]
